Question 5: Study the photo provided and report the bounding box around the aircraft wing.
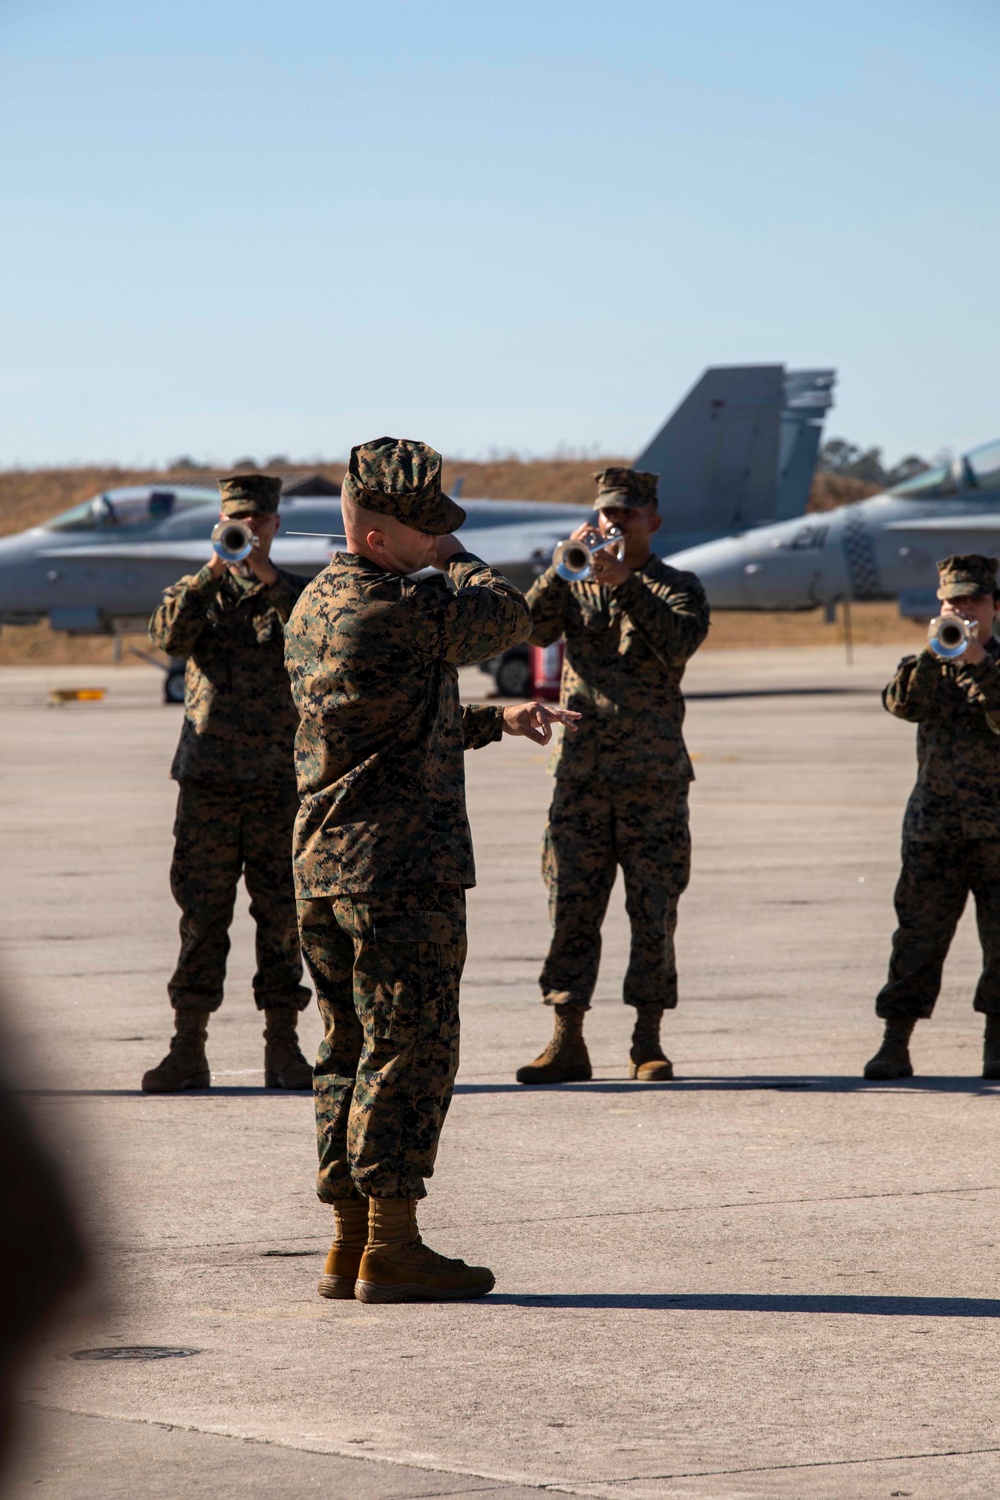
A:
[37,517,572,574]
[39,538,339,567]
[884,517,1000,533]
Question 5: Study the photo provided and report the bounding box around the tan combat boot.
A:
[141,1010,211,1093]
[629,1003,674,1081]
[863,1016,915,1079]
[263,1009,313,1090]
[318,1193,368,1300]
[983,1015,1000,1080]
[515,1003,591,1085]
[355,1199,495,1304]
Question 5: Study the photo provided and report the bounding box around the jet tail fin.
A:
[635,365,835,551]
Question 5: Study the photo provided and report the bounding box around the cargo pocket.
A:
[365,910,463,1043]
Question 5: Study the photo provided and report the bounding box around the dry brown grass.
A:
[808,472,882,511]
[0,625,163,668]
[702,601,925,652]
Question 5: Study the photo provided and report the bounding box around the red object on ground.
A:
[531,641,564,702]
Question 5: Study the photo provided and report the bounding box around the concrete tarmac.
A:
[1,646,999,1499]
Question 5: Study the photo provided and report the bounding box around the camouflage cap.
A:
[594,467,659,510]
[936,553,1000,600]
[341,436,466,535]
[219,473,282,516]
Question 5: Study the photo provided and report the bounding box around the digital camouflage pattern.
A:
[527,555,707,1012]
[298,883,466,1200]
[168,782,310,1013]
[877,637,1000,1020]
[541,779,691,1010]
[877,839,1000,1019]
[219,473,282,516]
[882,640,1000,842]
[150,563,306,784]
[935,553,999,600]
[594,467,659,509]
[525,556,710,785]
[341,436,466,535]
[284,550,530,896]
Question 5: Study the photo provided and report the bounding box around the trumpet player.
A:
[866,554,1000,1080]
[517,467,710,1085]
[142,474,312,1093]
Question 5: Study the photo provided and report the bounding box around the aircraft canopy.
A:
[45,487,218,531]
[889,439,1000,499]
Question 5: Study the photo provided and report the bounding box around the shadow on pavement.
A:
[487,1292,1000,1316]
[686,687,871,701]
[26,1077,1000,1098]
[456,1076,1000,1095]
[18,1087,309,1098]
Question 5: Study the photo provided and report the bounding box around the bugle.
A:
[928,614,978,660]
[211,519,257,564]
[552,526,624,584]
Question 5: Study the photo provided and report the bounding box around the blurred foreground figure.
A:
[867,554,1000,1080]
[143,474,312,1093]
[286,436,573,1303]
[517,467,710,1084]
[0,988,86,1467]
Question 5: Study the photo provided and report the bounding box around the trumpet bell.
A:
[552,527,625,583]
[211,519,256,564]
[928,614,977,660]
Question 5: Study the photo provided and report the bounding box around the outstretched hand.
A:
[501,701,581,745]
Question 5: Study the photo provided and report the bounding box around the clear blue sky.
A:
[1,0,996,468]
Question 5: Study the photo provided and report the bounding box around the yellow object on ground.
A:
[48,687,107,704]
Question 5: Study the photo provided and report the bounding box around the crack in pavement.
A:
[607,1441,1000,1483]
[24,1403,1000,1496]
[19,1402,624,1497]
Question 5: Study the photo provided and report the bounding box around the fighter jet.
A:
[667,437,1000,617]
[0,484,594,635]
[0,363,835,641]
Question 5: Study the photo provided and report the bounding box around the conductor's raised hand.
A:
[501,702,581,745]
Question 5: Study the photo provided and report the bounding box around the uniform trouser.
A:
[540,777,692,1011]
[876,838,1000,1020]
[297,884,467,1202]
[168,780,309,1014]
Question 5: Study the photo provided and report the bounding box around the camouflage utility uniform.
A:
[285,439,530,1204]
[527,550,709,1015]
[878,636,1000,1019]
[150,511,309,1019]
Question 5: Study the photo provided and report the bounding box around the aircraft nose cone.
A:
[666,537,751,609]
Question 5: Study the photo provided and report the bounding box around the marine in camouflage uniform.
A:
[866,554,1000,1081]
[141,473,312,1095]
[516,467,710,1086]
[285,436,535,1302]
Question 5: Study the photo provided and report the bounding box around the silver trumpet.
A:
[552,525,624,583]
[211,519,257,564]
[928,614,979,660]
